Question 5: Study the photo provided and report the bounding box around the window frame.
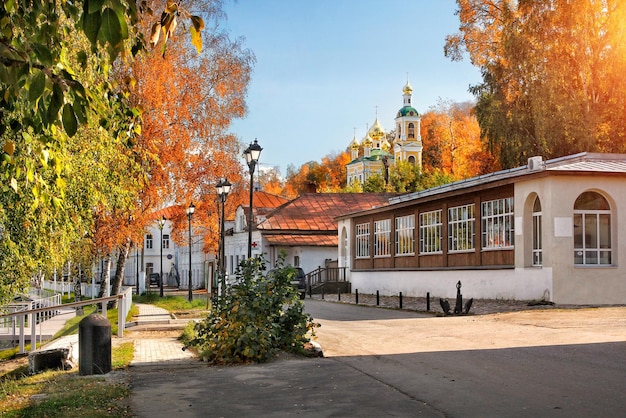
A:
[448,204,475,253]
[395,215,415,256]
[355,223,370,259]
[374,219,391,258]
[574,192,612,266]
[146,234,153,250]
[481,197,515,250]
[419,209,443,254]
[532,197,542,266]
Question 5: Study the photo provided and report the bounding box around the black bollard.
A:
[399,292,403,309]
[321,285,324,300]
[376,290,380,306]
[338,288,341,301]
[355,289,359,304]
[427,292,430,311]
[79,314,111,376]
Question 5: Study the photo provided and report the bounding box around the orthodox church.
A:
[346,81,423,185]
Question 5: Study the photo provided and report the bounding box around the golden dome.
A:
[381,138,391,151]
[349,135,360,150]
[403,81,413,95]
[362,133,373,147]
[368,117,385,141]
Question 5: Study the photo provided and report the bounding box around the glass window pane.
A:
[573,214,583,248]
[600,251,611,264]
[574,250,583,264]
[585,215,598,248]
[574,192,609,210]
[599,214,611,248]
[585,251,598,265]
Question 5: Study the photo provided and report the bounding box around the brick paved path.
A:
[129,304,195,366]
[131,337,195,366]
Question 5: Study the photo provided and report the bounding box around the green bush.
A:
[184,256,319,364]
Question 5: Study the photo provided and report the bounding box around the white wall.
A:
[350,267,553,301]
[515,175,626,304]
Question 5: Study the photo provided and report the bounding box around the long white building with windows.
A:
[337,152,626,305]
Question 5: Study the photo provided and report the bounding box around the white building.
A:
[122,207,216,292]
[337,152,626,305]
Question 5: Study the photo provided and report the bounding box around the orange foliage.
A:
[120,2,255,254]
[283,150,351,197]
[421,100,498,179]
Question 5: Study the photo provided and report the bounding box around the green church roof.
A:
[396,106,419,118]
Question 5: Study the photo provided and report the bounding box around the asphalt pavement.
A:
[128,299,626,418]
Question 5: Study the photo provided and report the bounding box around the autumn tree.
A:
[421,99,498,178]
[446,0,626,168]
[108,0,254,297]
[283,150,351,197]
[258,166,284,196]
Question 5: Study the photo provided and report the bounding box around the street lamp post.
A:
[186,203,195,302]
[157,216,166,297]
[216,178,232,296]
[244,139,262,258]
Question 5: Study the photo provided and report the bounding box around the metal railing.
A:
[41,279,105,299]
[307,266,348,287]
[0,287,133,354]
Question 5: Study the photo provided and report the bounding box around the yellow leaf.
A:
[190,26,202,53]
[10,177,17,192]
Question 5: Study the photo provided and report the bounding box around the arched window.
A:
[408,155,416,165]
[532,197,542,266]
[408,123,415,139]
[574,191,611,265]
[397,125,401,139]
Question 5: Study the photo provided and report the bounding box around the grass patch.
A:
[0,345,35,362]
[133,293,209,317]
[0,343,134,416]
[0,370,131,417]
[112,342,134,369]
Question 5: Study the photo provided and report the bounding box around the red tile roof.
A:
[257,193,396,232]
[263,234,338,247]
[252,191,290,209]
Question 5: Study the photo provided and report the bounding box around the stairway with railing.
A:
[306,266,350,296]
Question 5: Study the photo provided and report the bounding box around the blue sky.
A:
[221,0,482,176]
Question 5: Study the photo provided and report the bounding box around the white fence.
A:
[41,279,107,299]
[1,293,63,330]
[0,287,133,354]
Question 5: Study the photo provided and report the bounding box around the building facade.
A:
[337,153,626,305]
[225,193,396,276]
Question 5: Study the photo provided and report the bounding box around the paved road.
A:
[306,300,626,417]
[130,300,626,417]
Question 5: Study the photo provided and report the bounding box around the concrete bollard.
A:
[79,314,111,376]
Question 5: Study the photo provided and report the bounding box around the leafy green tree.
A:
[0,1,214,302]
[363,173,387,193]
[184,256,319,364]
[0,0,145,301]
